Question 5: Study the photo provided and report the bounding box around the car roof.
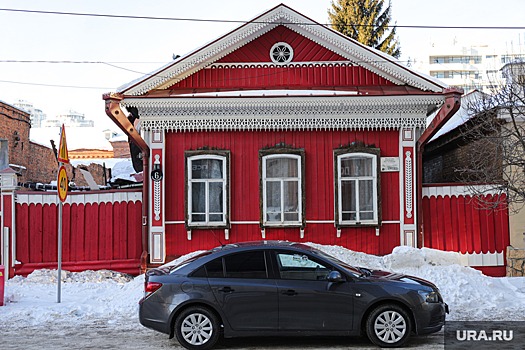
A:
[212,240,315,253]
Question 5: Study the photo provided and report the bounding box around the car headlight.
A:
[418,290,440,303]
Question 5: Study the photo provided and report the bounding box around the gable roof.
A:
[118,4,447,96]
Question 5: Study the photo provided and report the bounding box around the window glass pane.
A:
[206,258,224,278]
[340,157,372,177]
[276,252,331,281]
[341,180,356,221]
[266,181,281,222]
[208,182,223,214]
[266,157,298,178]
[283,180,299,213]
[224,251,267,279]
[359,179,374,220]
[191,182,205,213]
[208,214,223,222]
[284,213,299,221]
[191,158,223,179]
[192,214,206,222]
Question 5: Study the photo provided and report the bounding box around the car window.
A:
[224,251,268,279]
[205,257,224,278]
[276,252,331,281]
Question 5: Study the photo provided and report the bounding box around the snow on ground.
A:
[1,245,524,331]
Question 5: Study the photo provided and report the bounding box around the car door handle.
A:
[281,289,298,296]
[218,287,235,293]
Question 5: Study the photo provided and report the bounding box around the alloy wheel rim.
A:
[374,310,407,344]
[181,313,213,345]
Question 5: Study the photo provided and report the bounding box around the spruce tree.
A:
[328,0,401,58]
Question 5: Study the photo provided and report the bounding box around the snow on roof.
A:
[110,158,137,182]
[30,127,113,151]
[429,90,483,142]
[1,244,525,331]
[69,158,137,183]
[108,134,128,142]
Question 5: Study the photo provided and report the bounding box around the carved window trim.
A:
[259,147,305,228]
[334,147,381,227]
[185,150,230,229]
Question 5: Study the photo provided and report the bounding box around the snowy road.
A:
[0,323,444,350]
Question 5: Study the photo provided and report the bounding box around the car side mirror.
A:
[327,270,344,283]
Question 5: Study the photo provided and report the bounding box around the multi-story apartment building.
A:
[43,109,95,128]
[12,99,47,128]
[414,40,525,93]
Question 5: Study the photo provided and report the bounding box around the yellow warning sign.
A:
[57,124,69,164]
[57,165,68,203]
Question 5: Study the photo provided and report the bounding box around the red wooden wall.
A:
[163,129,401,258]
[422,187,510,276]
[14,190,142,276]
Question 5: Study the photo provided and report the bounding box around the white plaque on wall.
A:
[381,157,400,172]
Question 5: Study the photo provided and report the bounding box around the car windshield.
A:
[311,249,361,277]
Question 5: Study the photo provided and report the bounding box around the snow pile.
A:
[309,244,525,321]
[2,269,144,328]
[1,245,524,331]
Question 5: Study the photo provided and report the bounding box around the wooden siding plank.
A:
[42,204,57,263]
[15,204,30,263]
[85,203,99,261]
[29,204,43,263]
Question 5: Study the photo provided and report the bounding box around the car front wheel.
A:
[175,306,220,350]
[366,304,411,348]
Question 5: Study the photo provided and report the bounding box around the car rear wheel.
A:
[366,304,411,348]
[175,306,220,350]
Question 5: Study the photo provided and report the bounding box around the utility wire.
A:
[1,8,525,30]
[0,79,113,90]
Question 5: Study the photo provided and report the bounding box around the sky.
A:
[1,0,525,131]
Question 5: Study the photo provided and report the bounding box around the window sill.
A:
[186,224,230,230]
[262,223,304,228]
[336,222,379,228]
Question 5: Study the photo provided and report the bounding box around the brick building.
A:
[0,100,112,187]
[0,100,56,183]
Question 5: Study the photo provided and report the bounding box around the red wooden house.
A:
[104,4,461,265]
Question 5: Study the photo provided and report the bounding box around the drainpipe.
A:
[416,88,462,248]
[103,92,150,274]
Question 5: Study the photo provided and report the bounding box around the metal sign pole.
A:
[56,124,68,304]
[57,197,62,303]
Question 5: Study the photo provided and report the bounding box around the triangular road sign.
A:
[57,124,69,164]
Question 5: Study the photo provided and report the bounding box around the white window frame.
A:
[336,152,378,225]
[262,154,302,226]
[187,154,228,227]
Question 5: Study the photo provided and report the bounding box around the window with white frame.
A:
[261,152,304,226]
[186,152,229,227]
[335,151,380,226]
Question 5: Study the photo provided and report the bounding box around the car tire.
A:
[174,306,220,350]
[366,304,411,348]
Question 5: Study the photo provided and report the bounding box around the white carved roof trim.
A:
[121,94,445,109]
[120,5,446,96]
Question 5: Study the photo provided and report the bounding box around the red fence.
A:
[422,185,510,276]
[13,190,142,276]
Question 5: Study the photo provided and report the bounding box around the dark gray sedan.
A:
[139,241,448,349]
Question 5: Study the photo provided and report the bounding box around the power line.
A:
[1,8,525,30]
[0,60,165,64]
[0,79,113,90]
